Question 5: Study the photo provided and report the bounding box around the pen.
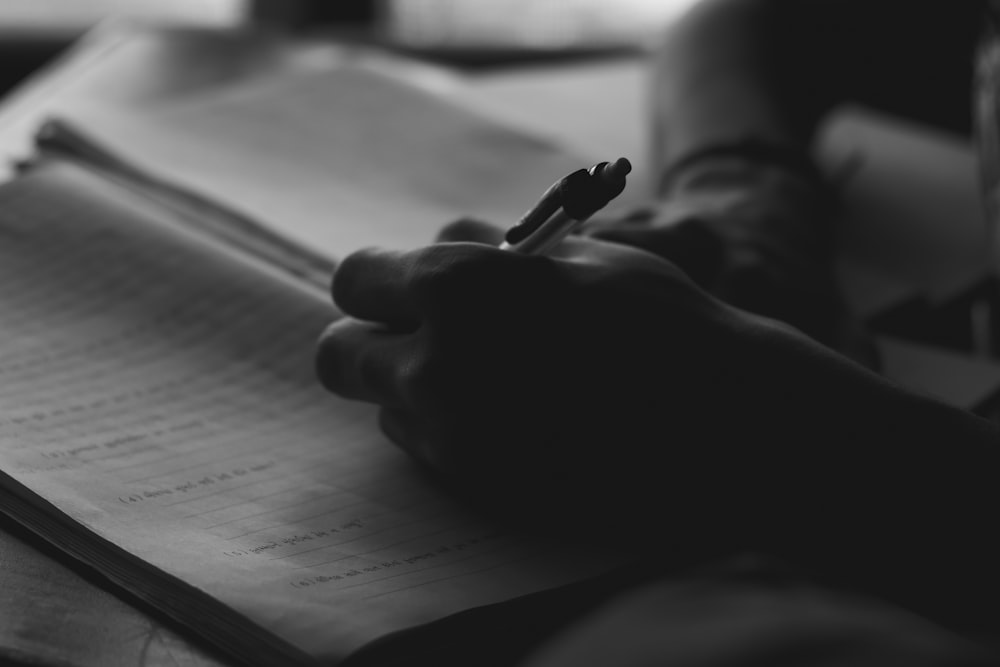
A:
[500,157,631,255]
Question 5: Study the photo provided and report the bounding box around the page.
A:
[0,163,623,664]
[446,58,653,205]
[60,66,587,258]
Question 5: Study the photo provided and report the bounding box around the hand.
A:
[584,160,869,362]
[315,219,819,551]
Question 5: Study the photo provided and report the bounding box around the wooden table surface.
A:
[0,514,229,667]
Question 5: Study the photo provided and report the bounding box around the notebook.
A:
[0,67,628,666]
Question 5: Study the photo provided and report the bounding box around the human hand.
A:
[583,158,865,361]
[315,219,816,550]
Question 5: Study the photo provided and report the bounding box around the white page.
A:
[60,66,587,258]
[0,163,622,664]
[818,107,992,303]
[446,58,653,205]
[875,335,1000,409]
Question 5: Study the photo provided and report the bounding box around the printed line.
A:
[117,417,344,484]
[166,474,292,509]
[359,549,541,601]
[307,537,526,594]
[177,479,335,516]
[121,439,282,483]
[268,503,456,562]
[219,487,434,540]
[287,523,467,569]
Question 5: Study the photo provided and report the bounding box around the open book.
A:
[0,69,627,666]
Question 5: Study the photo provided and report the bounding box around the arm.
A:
[316,224,1000,639]
[621,0,1000,633]
[729,311,1000,638]
[652,0,981,174]
[589,0,982,354]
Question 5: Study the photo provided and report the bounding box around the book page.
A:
[59,66,587,257]
[0,162,622,664]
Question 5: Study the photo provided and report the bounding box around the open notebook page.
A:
[0,162,623,665]
[59,66,586,258]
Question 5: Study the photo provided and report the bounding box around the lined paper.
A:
[0,162,621,663]
[61,66,586,257]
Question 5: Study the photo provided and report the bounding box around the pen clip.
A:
[502,158,631,251]
[504,169,586,245]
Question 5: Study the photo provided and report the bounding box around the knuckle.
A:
[314,326,348,394]
[394,339,456,418]
[409,244,503,304]
[357,342,399,403]
[395,351,438,412]
[330,250,364,304]
[331,247,384,305]
[436,217,491,243]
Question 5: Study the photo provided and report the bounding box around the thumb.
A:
[435,218,505,245]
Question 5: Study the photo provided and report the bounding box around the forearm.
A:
[731,316,1000,637]
[651,0,832,179]
[651,0,983,186]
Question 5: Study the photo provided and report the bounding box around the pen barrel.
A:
[500,210,580,254]
[500,157,631,255]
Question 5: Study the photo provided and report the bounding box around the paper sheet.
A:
[0,162,621,664]
[60,66,586,258]
[819,107,993,304]
[445,58,654,204]
[875,335,1000,409]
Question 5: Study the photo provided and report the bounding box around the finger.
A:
[334,243,517,325]
[547,235,686,279]
[339,243,530,331]
[435,218,505,245]
[332,247,422,329]
[544,234,610,260]
[404,243,532,321]
[579,205,657,235]
[590,225,673,257]
[592,219,724,285]
[315,318,417,407]
[378,407,434,464]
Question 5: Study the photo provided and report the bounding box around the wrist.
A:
[722,314,1000,628]
[655,140,841,281]
[658,139,836,204]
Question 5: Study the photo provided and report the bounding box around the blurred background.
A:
[0,0,700,96]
